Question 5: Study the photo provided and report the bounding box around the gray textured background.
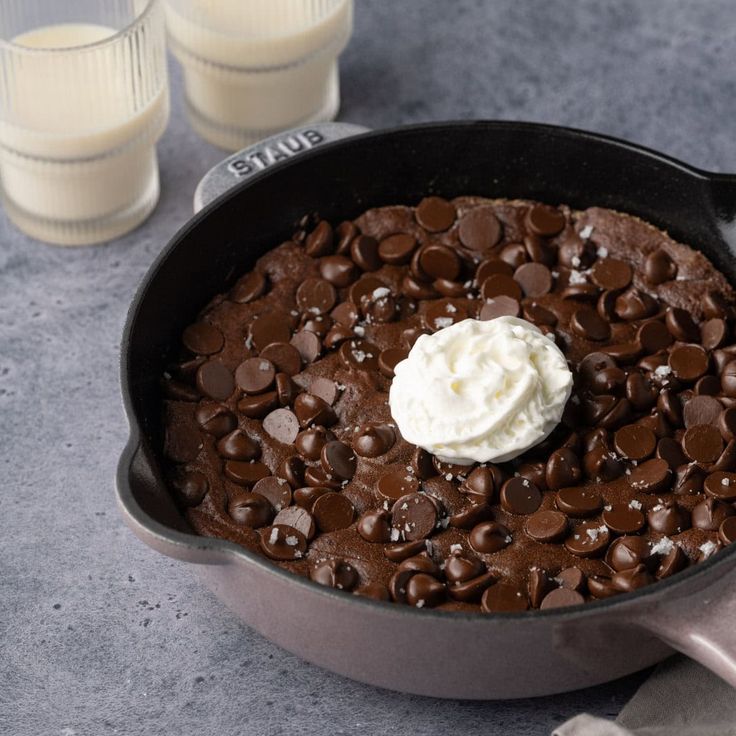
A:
[1,1,734,734]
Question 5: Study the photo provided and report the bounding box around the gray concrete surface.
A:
[1,1,734,734]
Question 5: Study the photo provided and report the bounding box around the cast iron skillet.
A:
[117,121,736,699]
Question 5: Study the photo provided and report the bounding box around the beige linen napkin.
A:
[553,656,736,736]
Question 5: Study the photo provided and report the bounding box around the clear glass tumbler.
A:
[0,0,169,246]
[165,0,352,151]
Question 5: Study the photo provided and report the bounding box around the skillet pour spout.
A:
[117,120,736,698]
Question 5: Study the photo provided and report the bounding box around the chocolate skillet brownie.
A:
[161,196,736,612]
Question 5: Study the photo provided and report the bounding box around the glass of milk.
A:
[165,0,353,151]
[0,0,169,246]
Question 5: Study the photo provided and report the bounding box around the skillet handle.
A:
[193,121,370,213]
[116,440,230,566]
[634,561,736,688]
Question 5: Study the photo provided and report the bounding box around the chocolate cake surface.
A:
[161,196,736,612]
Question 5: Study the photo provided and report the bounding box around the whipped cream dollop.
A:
[389,317,573,464]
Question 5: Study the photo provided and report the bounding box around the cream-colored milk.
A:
[0,23,168,242]
[166,0,352,148]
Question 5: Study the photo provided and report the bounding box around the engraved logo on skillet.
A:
[227,130,325,178]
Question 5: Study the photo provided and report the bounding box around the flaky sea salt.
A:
[651,537,674,555]
[569,269,587,285]
[434,317,454,329]
[699,541,718,558]
[580,225,594,239]
[372,287,390,299]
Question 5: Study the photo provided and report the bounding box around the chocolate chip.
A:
[223,458,272,486]
[481,583,529,612]
[556,487,603,517]
[237,391,279,418]
[657,437,687,469]
[404,574,445,608]
[296,278,337,315]
[628,458,672,493]
[682,424,724,463]
[602,503,645,534]
[695,375,721,396]
[229,492,274,527]
[196,360,234,401]
[458,205,502,250]
[216,429,261,460]
[540,588,585,609]
[250,476,292,510]
[545,448,582,490]
[311,559,359,591]
[614,424,656,460]
[556,567,587,592]
[411,448,436,481]
[262,408,300,444]
[525,204,565,236]
[590,258,632,290]
[657,389,683,427]
[415,196,456,232]
[721,360,736,397]
[571,307,611,341]
[235,357,276,395]
[384,540,427,563]
[321,440,356,481]
[657,545,688,579]
[259,525,307,561]
[701,318,728,350]
[320,255,358,287]
[378,233,417,265]
[230,271,267,303]
[479,296,521,320]
[469,521,511,554]
[356,509,392,543]
[692,497,735,530]
[293,393,336,428]
[312,492,355,532]
[476,258,514,282]
[274,506,316,540]
[525,510,568,543]
[331,303,360,329]
[171,470,208,507]
[422,299,468,332]
[513,263,552,297]
[644,249,677,284]
[449,503,494,529]
[378,347,408,377]
[614,289,658,320]
[719,516,736,545]
[611,564,654,593]
[377,470,420,500]
[524,303,557,326]
[391,493,439,541]
[338,339,380,371]
[606,535,653,572]
[352,424,396,458]
[419,244,461,281]
[402,274,439,300]
[195,402,237,437]
[564,521,611,557]
[674,463,706,495]
[648,501,690,535]
[481,274,523,301]
[704,471,736,501]
[587,575,619,599]
[713,439,736,471]
[249,311,292,351]
[625,373,657,411]
[305,220,334,257]
[705,291,733,319]
[665,307,700,342]
[182,322,224,355]
[293,486,329,510]
[527,569,556,608]
[289,330,321,363]
[277,456,305,489]
[683,395,722,429]
[637,320,673,353]
[295,426,331,460]
[353,582,390,601]
[350,235,381,272]
[334,221,357,255]
[500,477,542,514]
[669,345,708,382]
